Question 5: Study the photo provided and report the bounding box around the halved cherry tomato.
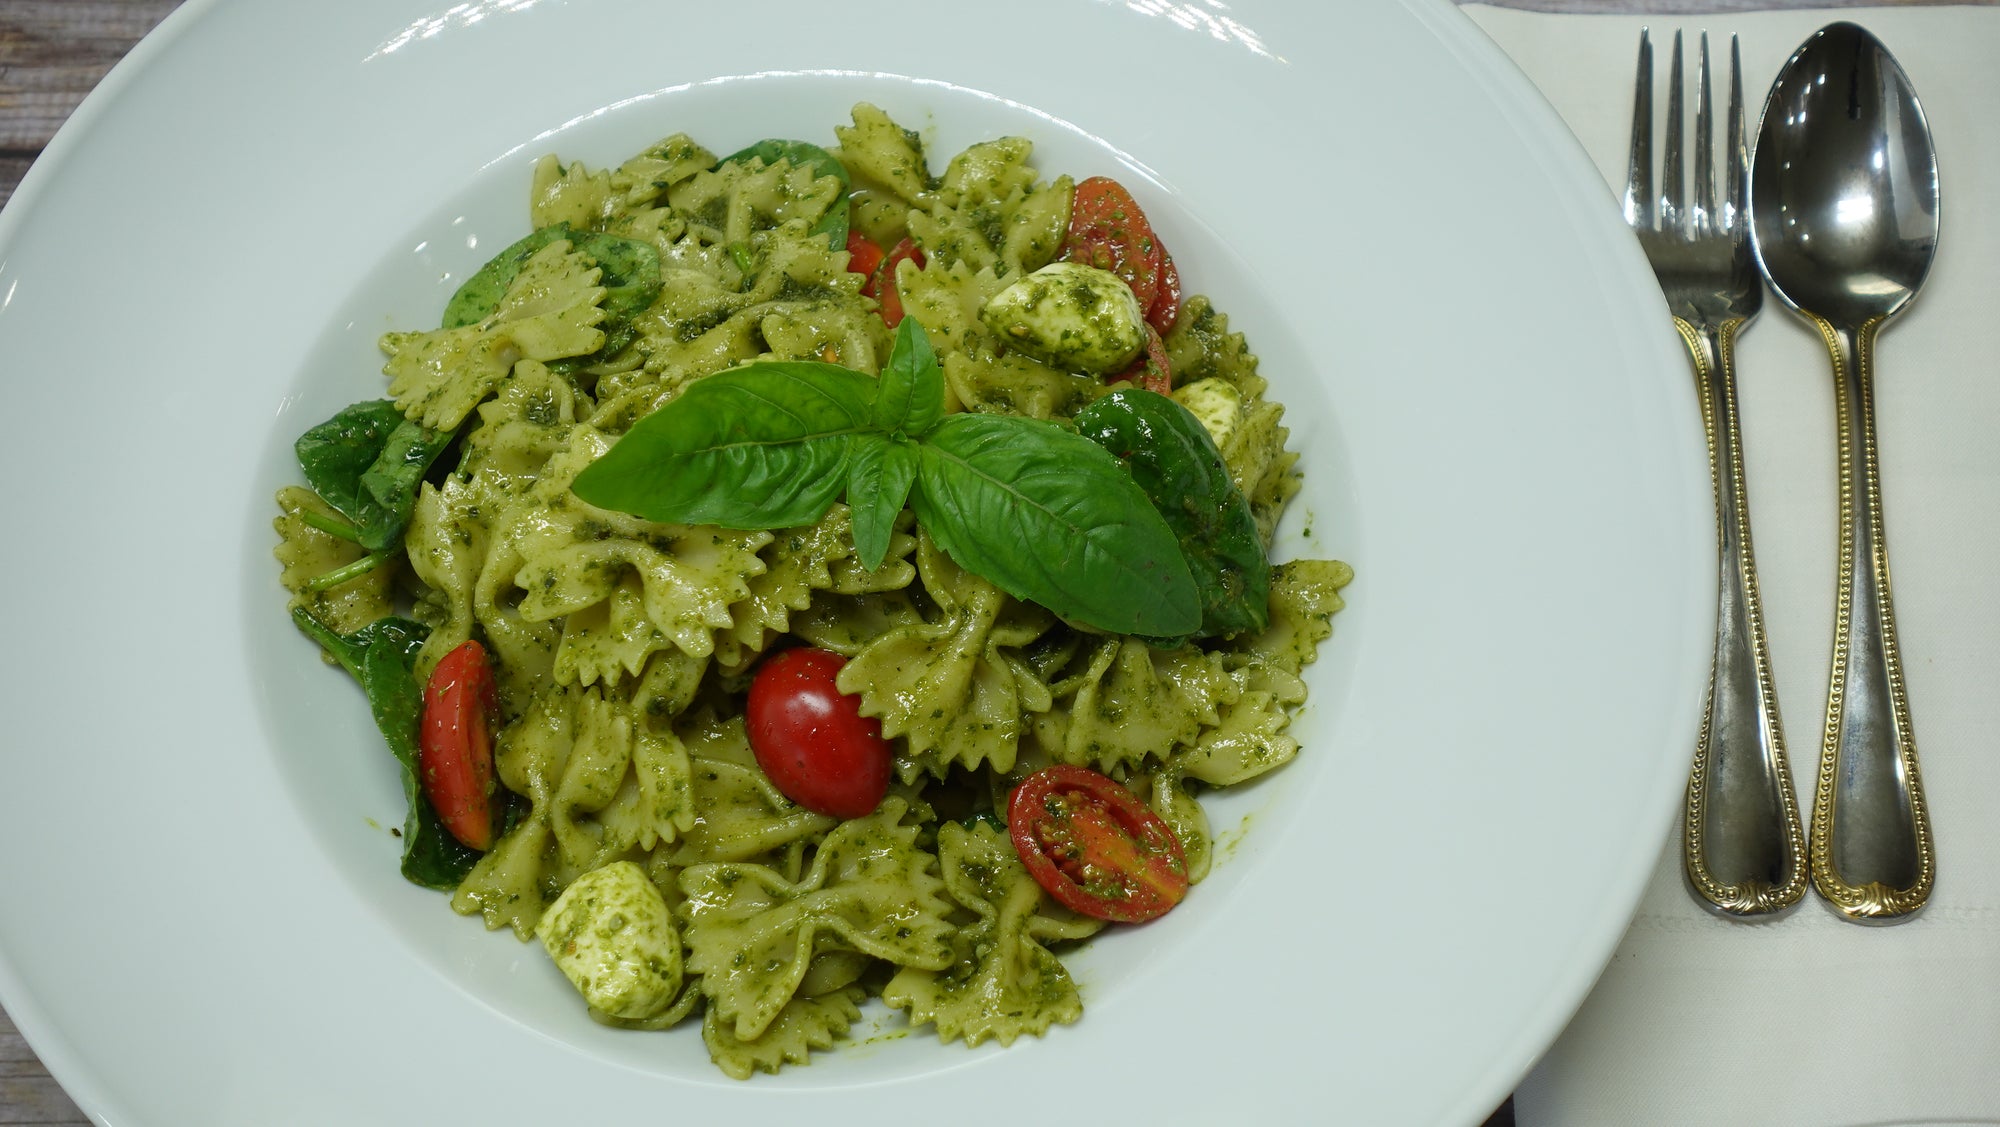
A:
[1118,325,1173,395]
[844,229,885,282]
[1007,765,1189,923]
[1059,176,1166,317]
[866,236,926,328]
[745,647,892,819]
[420,639,500,851]
[1146,247,1182,335]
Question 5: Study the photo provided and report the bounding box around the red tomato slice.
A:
[1007,765,1189,923]
[844,230,885,282]
[745,647,893,819]
[420,639,499,851]
[1146,247,1182,335]
[1059,176,1165,316]
[1118,325,1173,395]
[869,237,925,328]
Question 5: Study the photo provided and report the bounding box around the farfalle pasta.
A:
[882,820,1102,1048]
[275,103,1351,1078]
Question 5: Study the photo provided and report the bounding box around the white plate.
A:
[0,1,1707,1122]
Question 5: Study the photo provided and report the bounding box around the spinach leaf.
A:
[355,419,455,547]
[294,399,453,551]
[914,413,1201,638]
[569,361,877,528]
[290,609,480,890]
[441,223,662,367]
[295,400,400,515]
[714,139,851,250]
[1075,388,1270,639]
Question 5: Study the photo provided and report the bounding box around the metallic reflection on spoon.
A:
[1749,21,1939,922]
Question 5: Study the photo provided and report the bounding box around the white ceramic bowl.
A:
[0,1,1706,1122]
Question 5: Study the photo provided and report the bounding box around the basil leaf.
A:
[715,139,851,250]
[873,317,944,437]
[913,413,1200,637]
[847,437,919,571]
[570,361,877,528]
[295,400,453,551]
[290,610,480,890]
[441,222,662,363]
[1076,388,1270,638]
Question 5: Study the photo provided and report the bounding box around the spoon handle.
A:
[1810,316,1936,922]
[1678,317,1808,917]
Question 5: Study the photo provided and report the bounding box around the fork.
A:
[1625,30,1807,917]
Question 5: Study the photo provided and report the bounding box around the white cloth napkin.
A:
[1465,6,2000,1126]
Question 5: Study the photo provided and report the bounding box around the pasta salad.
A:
[274,103,1351,1079]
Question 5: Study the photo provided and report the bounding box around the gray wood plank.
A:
[0,0,183,205]
[0,0,185,141]
[0,155,32,205]
[0,1011,86,1125]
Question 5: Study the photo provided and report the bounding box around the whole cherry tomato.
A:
[1008,765,1189,923]
[420,639,500,851]
[745,647,893,819]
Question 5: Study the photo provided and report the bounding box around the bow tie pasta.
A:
[275,104,1352,1080]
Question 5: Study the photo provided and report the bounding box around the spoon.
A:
[1750,21,1939,922]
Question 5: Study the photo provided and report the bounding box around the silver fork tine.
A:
[1624,25,1804,920]
[1694,33,1716,237]
[1660,30,1686,232]
[1623,28,1653,229]
[1724,34,1748,235]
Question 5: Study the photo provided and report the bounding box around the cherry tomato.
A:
[866,236,926,328]
[420,639,500,851]
[1146,247,1182,335]
[745,648,892,819]
[844,229,885,282]
[1007,765,1189,923]
[1059,176,1166,316]
[1118,325,1173,395]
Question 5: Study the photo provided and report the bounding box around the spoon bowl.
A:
[1749,21,1940,923]
[1752,22,1939,323]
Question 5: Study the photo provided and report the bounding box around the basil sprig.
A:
[571,318,1201,638]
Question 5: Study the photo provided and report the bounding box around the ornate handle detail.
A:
[1809,315,1934,922]
[1675,316,1808,916]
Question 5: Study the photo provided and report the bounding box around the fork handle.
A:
[1677,316,1809,917]
[1808,316,1935,922]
